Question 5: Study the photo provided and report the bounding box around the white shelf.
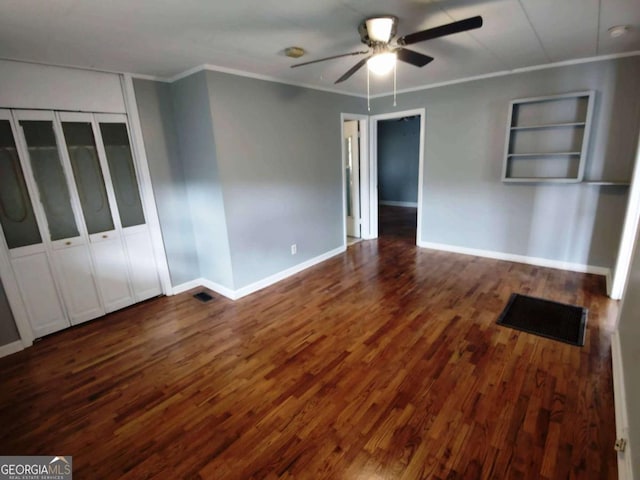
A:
[502,90,595,183]
[507,152,581,157]
[510,122,586,131]
[582,181,630,186]
[503,177,582,184]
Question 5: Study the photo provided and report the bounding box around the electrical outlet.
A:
[291,244,297,255]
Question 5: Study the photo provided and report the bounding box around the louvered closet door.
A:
[95,115,161,302]
[14,110,104,326]
[0,110,68,337]
[59,112,135,313]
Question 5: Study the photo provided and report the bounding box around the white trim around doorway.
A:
[369,109,426,245]
[340,113,370,245]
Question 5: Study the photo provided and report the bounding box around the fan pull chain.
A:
[367,67,370,112]
[393,60,397,107]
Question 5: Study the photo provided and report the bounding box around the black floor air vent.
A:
[193,291,214,303]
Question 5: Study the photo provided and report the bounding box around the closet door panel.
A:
[98,122,145,228]
[15,112,104,326]
[50,240,103,324]
[60,115,134,312]
[62,121,114,234]
[19,120,79,241]
[11,250,68,337]
[97,117,160,300]
[90,232,134,312]
[123,227,161,301]
[0,111,68,339]
[0,120,42,249]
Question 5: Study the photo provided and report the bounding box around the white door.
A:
[50,238,104,324]
[123,226,162,301]
[0,110,70,337]
[10,248,68,337]
[14,110,105,325]
[0,108,164,342]
[344,120,361,238]
[89,233,133,312]
[58,112,135,313]
[95,115,161,301]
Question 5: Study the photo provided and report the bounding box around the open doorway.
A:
[370,109,425,245]
[341,114,369,247]
[377,115,420,241]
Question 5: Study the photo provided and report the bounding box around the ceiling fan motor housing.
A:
[358,16,399,45]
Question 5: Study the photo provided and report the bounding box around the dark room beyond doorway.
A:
[377,115,419,241]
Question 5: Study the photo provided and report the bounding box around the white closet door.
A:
[50,239,104,325]
[14,110,104,325]
[59,112,135,312]
[89,232,133,312]
[96,115,161,301]
[10,246,68,337]
[0,111,69,337]
[123,226,161,301]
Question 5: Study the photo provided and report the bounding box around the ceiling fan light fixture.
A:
[367,51,397,75]
[366,17,395,42]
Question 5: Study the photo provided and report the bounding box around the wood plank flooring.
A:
[379,205,417,241]
[0,238,619,479]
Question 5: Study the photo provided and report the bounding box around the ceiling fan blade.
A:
[398,16,483,46]
[291,51,369,68]
[396,48,434,67]
[335,56,371,84]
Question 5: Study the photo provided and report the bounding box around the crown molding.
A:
[4,50,639,100]
[0,56,128,77]
[369,50,640,98]
[167,63,367,98]
[129,72,170,82]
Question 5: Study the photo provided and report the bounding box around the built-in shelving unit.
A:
[502,91,595,183]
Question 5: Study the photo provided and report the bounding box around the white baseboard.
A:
[170,277,236,299]
[169,246,346,301]
[200,278,237,300]
[379,200,418,208]
[612,331,634,480]
[418,241,611,278]
[231,246,346,300]
[169,279,203,295]
[0,340,24,359]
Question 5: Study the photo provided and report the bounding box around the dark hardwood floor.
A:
[378,204,417,241]
[0,238,619,479]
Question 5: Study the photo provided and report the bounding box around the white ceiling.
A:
[0,0,639,96]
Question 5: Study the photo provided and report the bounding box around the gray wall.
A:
[135,72,366,290]
[0,281,20,346]
[204,71,366,288]
[617,219,640,478]
[133,79,199,285]
[170,72,234,288]
[378,116,420,204]
[372,57,640,271]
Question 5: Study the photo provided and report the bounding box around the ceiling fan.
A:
[291,15,483,84]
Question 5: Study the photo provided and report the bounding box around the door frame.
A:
[340,113,370,245]
[610,125,640,299]
[369,108,426,245]
[121,75,173,296]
